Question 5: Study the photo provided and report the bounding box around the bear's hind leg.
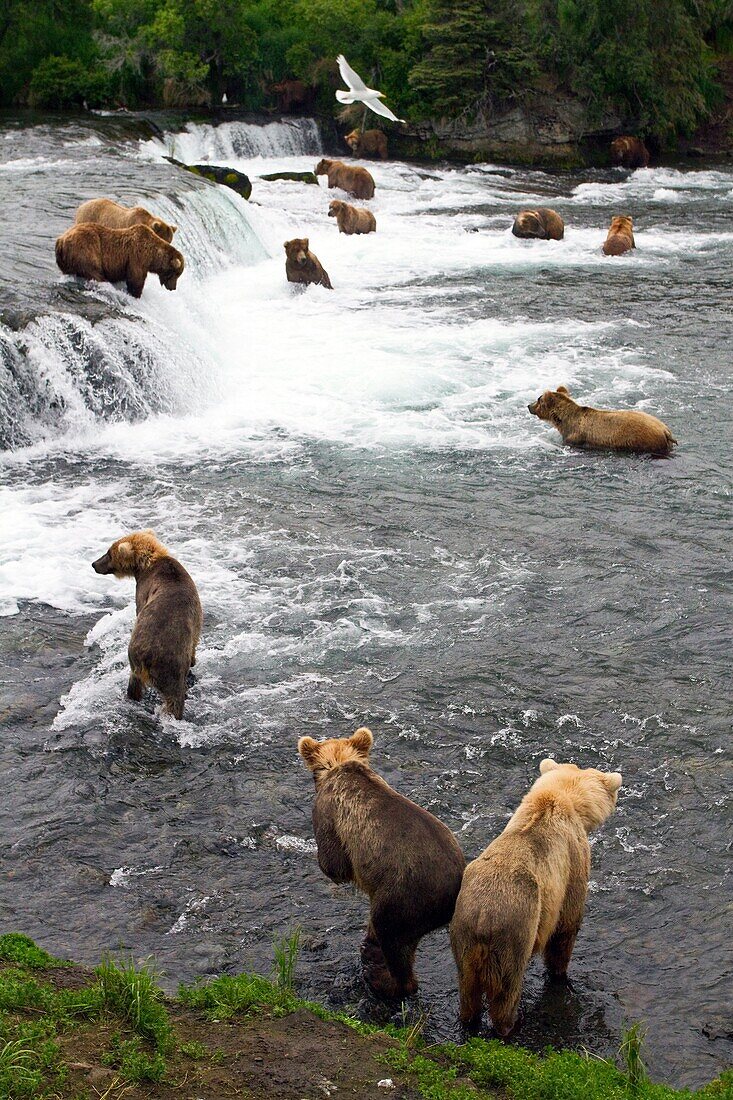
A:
[379,935,418,998]
[127,671,145,702]
[543,927,579,980]
[488,974,524,1038]
[454,944,485,1027]
[361,923,400,999]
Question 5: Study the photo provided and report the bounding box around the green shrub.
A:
[28,55,110,109]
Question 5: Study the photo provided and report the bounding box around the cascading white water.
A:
[143,117,323,164]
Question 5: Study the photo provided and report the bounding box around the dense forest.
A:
[2,0,733,143]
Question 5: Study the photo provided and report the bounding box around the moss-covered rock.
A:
[259,171,318,184]
[163,156,252,199]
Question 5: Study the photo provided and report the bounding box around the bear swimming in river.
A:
[512,208,564,240]
[602,215,635,256]
[284,238,333,289]
[451,759,622,1035]
[55,223,184,298]
[74,198,177,243]
[298,727,465,1000]
[92,531,202,719]
[527,385,677,455]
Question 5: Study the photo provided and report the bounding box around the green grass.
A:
[96,955,172,1053]
[102,1031,166,1083]
[0,934,68,970]
[272,926,301,992]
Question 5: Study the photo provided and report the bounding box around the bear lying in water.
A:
[284,238,332,289]
[451,759,622,1035]
[74,198,177,243]
[92,531,202,719]
[328,200,376,235]
[528,385,677,455]
[512,208,564,240]
[603,215,635,256]
[55,223,184,298]
[298,727,465,999]
[315,158,375,200]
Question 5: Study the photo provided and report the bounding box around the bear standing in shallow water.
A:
[92,531,202,719]
[284,238,332,289]
[602,215,635,256]
[451,759,622,1035]
[315,159,375,200]
[528,385,676,455]
[328,200,376,235]
[56,223,184,298]
[74,198,177,243]
[298,728,465,999]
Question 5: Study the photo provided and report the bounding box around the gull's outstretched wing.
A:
[337,54,368,93]
[335,90,358,103]
[364,97,405,123]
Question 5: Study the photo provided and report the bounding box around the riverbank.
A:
[1,934,730,1099]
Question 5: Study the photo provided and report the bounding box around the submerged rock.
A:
[259,170,318,184]
[164,156,252,199]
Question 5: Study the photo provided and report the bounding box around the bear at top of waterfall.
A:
[512,208,564,241]
[603,215,635,256]
[74,198,177,243]
[610,136,650,169]
[92,531,202,720]
[298,727,466,1000]
[55,223,184,298]
[344,128,388,160]
[450,759,622,1035]
[328,200,376,235]
[528,385,676,455]
[314,158,375,200]
[284,238,333,289]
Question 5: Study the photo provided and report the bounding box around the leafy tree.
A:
[28,54,109,108]
[0,0,98,104]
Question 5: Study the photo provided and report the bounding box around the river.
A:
[0,110,731,1088]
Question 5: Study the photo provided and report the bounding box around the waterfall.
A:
[143,118,323,164]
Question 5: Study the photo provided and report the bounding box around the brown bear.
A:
[328,199,376,235]
[271,79,313,114]
[450,759,622,1035]
[527,385,677,455]
[512,208,565,241]
[284,238,333,289]
[298,727,465,999]
[610,136,650,169]
[55,223,184,298]
[344,128,388,160]
[602,215,635,256]
[314,158,375,200]
[92,531,202,720]
[74,198,177,243]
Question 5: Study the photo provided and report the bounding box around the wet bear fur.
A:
[344,128,388,160]
[314,158,375,200]
[298,728,466,999]
[512,208,564,240]
[451,759,622,1035]
[528,385,676,454]
[284,238,333,289]
[602,215,635,256]
[74,198,177,243]
[92,531,202,719]
[328,199,376,235]
[610,136,650,168]
[56,223,184,298]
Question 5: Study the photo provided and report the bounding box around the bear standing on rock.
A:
[92,531,202,720]
[298,728,465,1000]
[56,223,184,298]
[74,198,178,243]
[512,208,564,240]
[527,385,677,454]
[451,759,622,1035]
[284,238,333,289]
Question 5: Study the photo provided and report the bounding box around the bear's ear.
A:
[555,386,570,396]
[540,758,560,774]
[349,727,373,756]
[283,241,289,250]
[298,736,320,768]
[603,771,623,792]
[170,225,178,235]
[114,540,133,568]
[171,257,182,271]
[303,238,309,249]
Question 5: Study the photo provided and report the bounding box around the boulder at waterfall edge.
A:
[164,156,252,199]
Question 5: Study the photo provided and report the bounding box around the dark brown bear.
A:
[55,223,184,298]
[284,238,333,289]
[74,198,177,243]
[271,79,312,113]
[512,208,564,240]
[602,215,635,256]
[610,136,651,168]
[314,158,375,200]
[298,727,466,999]
[344,128,388,160]
[92,531,202,719]
[328,200,376,235]
[527,385,677,455]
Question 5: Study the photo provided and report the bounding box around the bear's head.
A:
[298,727,373,781]
[315,159,335,176]
[344,130,360,151]
[151,219,177,244]
[512,210,544,238]
[609,215,633,233]
[328,201,345,219]
[92,530,168,578]
[156,243,184,290]
[284,238,309,266]
[527,385,573,422]
[535,758,622,831]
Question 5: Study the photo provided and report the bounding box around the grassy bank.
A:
[0,933,730,1099]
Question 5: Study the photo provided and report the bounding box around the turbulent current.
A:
[0,111,731,1087]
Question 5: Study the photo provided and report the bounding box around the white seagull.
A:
[335,54,404,123]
